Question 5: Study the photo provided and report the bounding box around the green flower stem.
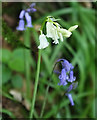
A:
[24,28,31,99]
[29,49,42,118]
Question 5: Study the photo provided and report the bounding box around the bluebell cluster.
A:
[16,3,36,31]
[54,59,77,106]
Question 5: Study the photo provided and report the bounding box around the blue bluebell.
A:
[25,12,33,28]
[66,93,74,106]
[16,19,25,31]
[68,71,76,82]
[56,59,76,85]
[58,68,68,86]
[54,58,77,106]
[16,3,36,31]
[19,10,25,19]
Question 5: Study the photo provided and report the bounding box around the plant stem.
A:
[29,49,41,118]
[24,28,31,99]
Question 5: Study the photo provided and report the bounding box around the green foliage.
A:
[11,74,23,89]
[2,20,30,50]
[8,48,25,72]
[2,64,12,84]
[0,49,11,64]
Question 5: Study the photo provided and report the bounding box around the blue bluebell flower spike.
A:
[56,59,76,85]
[16,19,25,31]
[16,3,36,31]
[53,58,77,106]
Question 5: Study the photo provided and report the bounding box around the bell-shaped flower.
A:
[46,22,59,44]
[52,27,59,44]
[19,10,25,19]
[25,12,33,28]
[58,68,68,86]
[46,22,54,38]
[38,34,49,49]
[68,71,76,82]
[16,19,25,31]
[68,25,78,32]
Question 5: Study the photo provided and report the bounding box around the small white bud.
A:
[68,25,78,32]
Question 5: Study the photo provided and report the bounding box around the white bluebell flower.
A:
[38,34,49,49]
[46,17,78,44]
[46,22,59,44]
[16,19,25,31]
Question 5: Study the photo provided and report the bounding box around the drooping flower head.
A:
[38,16,78,49]
[56,59,76,85]
[16,3,36,31]
[46,16,78,44]
[54,58,78,106]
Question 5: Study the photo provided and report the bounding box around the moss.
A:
[2,20,30,50]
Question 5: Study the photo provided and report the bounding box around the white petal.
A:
[68,25,78,32]
[52,27,59,44]
[38,34,49,49]
[59,28,72,38]
[46,22,54,38]
[58,32,63,42]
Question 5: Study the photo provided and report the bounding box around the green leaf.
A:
[11,74,23,88]
[0,49,11,64]
[8,48,25,72]
[2,64,12,84]
[8,58,24,72]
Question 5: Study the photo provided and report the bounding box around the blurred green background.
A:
[1,2,96,119]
